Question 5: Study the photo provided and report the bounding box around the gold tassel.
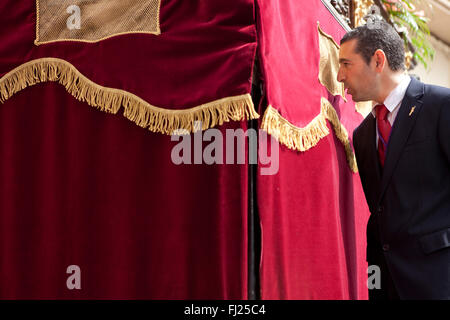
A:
[0,57,259,134]
[260,99,358,173]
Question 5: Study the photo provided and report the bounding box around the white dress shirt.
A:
[372,75,411,147]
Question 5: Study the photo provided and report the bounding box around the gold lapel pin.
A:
[409,106,416,117]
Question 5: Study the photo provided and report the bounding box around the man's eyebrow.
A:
[339,58,351,63]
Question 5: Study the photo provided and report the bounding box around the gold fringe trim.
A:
[0,58,259,134]
[260,98,358,173]
[260,105,330,152]
[320,98,358,173]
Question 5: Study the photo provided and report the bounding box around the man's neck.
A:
[375,72,407,104]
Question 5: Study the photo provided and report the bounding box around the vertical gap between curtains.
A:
[248,1,262,299]
[248,59,263,300]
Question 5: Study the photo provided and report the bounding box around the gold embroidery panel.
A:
[317,23,346,101]
[36,0,161,45]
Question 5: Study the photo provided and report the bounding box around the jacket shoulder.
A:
[421,81,450,105]
[353,112,374,141]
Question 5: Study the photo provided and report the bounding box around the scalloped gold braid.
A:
[260,98,358,173]
[0,58,259,134]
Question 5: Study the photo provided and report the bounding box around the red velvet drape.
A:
[256,0,370,299]
[1,0,372,300]
[0,0,256,108]
[0,0,256,299]
[0,83,249,299]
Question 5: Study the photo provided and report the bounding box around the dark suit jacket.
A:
[353,77,450,299]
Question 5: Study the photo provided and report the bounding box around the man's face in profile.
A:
[337,39,376,102]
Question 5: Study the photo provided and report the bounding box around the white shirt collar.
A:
[372,75,411,116]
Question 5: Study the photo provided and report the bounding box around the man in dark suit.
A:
[337,20,450,300]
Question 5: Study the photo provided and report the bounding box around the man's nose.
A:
[337,67,344,83]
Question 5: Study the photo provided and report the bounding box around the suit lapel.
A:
[366,115,382,186]
[378,78,425,201]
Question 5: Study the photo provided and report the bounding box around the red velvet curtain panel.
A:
[256,0,371,299]
[0,84,249,299]
[0,0,256,299]
[1,0,372,300]
[0,1,257,110]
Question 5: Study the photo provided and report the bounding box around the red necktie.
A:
[376,104,391,167]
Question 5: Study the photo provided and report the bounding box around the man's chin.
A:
[348,93,357,101]
[349,94,364,102]
[346,89,357,101]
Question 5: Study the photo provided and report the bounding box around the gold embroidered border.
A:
[35,0,162,45]
[261,98,358,173]
[317,22,347,102]
[0,58,259,134]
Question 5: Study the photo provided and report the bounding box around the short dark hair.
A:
[340,20,405,71]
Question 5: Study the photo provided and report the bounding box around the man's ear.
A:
[373,49,386,72]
